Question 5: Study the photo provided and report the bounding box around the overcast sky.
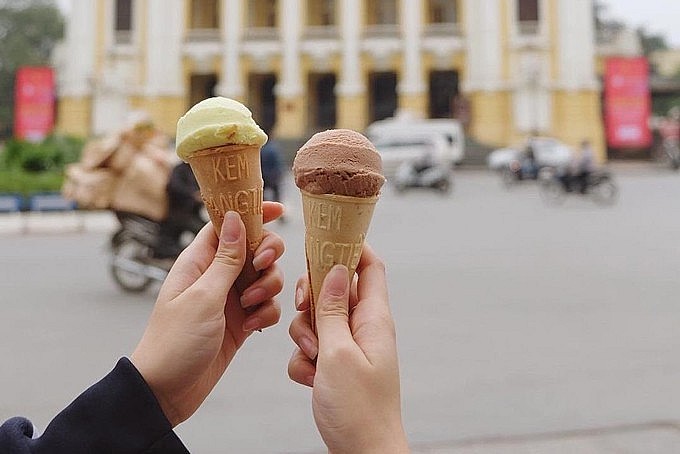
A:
[602,0,680,47]
[55,0,680,48]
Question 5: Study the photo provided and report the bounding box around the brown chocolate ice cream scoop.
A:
[293,129,385,197]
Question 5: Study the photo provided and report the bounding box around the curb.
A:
[0,210,118,235]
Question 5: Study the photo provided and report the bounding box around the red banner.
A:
[14,66,55,141]
[604,57,652,149]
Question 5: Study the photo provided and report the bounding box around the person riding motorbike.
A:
[151,161,205,270]
[560,139,595,193]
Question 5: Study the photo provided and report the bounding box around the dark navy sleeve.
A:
[0,358,189,454]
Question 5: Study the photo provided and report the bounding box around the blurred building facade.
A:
[56,0,604,156]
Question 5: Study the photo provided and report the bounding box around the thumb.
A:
[193,211,246,299]
[316,265,354,354]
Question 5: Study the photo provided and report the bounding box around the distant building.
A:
[56,0,605,158]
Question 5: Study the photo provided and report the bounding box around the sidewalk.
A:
[410,422,680,453]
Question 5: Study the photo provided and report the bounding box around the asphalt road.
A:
[2,165,680,453]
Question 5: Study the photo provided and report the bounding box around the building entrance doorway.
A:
[308,72,337,131]
[248,73,277,130]
[189,73,217,108]
[369,71,397,123]
[429,70,459,118]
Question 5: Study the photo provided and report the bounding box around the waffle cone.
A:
[187,144,263,293]
[301,190,378,332]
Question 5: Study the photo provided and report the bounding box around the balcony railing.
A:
[303,25,339,40]
[185,28,220,42]
[424,22,461,37]
[114,30,132,45]
[518,20,540,35]
[243,26,279,40]
[363,23,399,38]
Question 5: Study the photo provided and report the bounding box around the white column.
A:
[399,0,425,95]
[463,0,502,92]
[215,0,243,98]
[276,0,303,97]
[145,0,184,96]
[336,0,364,96]
[557,0,597,90]
[59,0,96,97]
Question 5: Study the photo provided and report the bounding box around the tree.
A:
[0,0,64,139]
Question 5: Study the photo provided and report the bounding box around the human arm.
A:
[131,203,285,426]
[0,359,188,454]
[1,203,285,453]
[287,245,410,454]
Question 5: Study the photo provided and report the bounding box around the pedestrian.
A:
[261,126,284,205]
[0,204,409,453]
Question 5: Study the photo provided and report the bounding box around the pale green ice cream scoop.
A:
[175,96,267,161]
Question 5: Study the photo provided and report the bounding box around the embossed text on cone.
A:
[187,144,264,293]
[301,191,378,333]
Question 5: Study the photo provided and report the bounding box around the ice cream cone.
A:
[187,144,264,293]
[301,190,378,332]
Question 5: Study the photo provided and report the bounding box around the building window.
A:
[307,0,335,26]
[249,0,277,28]
[366,0,397,25]
[517,0,539,35]
[115,0,132,31]
[428,0,456,24]
[190,0,219,29]
[114,0,133,44]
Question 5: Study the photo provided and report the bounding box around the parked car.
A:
[487,137,573,171]
[366,117,465,165]
[372,133,452,179]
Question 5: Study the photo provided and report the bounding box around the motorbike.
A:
[538,169,618,206]
[500,158,553,187]
[109,211,202,292]
[653,140,680,171]
[393,159,453,194]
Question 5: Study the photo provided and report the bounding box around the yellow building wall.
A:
[129,96,186,138]
[468,91,512,146]
[552,90,606,162]
[57,97,92,138]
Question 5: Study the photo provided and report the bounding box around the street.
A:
[2,164,680,453]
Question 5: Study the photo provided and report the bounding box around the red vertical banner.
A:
[14,66,56,141]
[604,57,652,149]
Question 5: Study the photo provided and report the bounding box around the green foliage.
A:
[0,134,84,195]
[0,0,64,138]
[0,168,64,195]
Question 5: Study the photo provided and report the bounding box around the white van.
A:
[371,133,451,179]
[365,117,465,166]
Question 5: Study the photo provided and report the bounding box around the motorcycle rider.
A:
[573,139,596,193]
[152,161,205,269]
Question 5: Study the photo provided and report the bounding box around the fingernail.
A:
[222,211,240,242]
[299,336,318,360]
[295,287,304,309]
[326,265,349,297]
[240,287,266,308]
[252,248,275,271]
[243,317,262,332]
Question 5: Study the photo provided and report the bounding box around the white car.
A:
[373,133,451,179]
[487,137,573,170]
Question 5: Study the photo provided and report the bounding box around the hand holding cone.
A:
[175,97,268,293]
[293,129,385,332]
